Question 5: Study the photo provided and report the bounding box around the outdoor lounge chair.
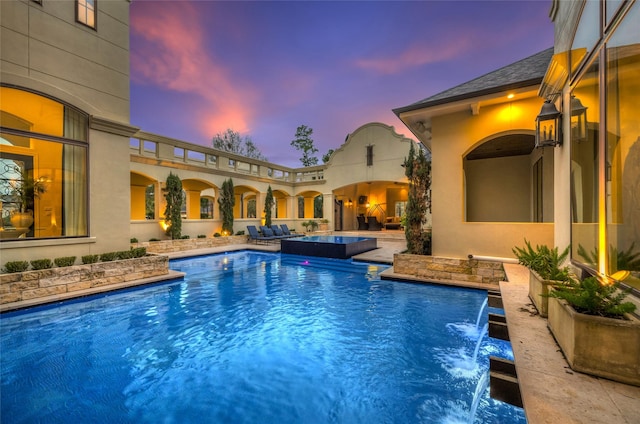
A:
[280,224,303,237]
[247,225,278,244]
[367,216,383,231]
[260,225,286,240]
[271,225,295,238]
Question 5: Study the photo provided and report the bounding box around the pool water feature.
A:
[280,235,377,258]
[1,252,525,423]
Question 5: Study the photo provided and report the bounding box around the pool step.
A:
[280,254,387,276]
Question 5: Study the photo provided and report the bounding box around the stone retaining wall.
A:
[393,253,505,284]
[133,235,249,254]
[0,255,169,306]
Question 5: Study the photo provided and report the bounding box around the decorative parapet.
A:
[134,235,249,254]
[0,255,169,307]
[393,253,505,284]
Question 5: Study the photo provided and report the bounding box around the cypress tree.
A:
[403,143,432,254]
[264,185,274,227]
[163,172,183,240]
[218,178,235,235]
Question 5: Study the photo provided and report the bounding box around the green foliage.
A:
[54,256,76,267]
[99,252,118,262]
[131,247,147,258]
[218,178,235,235]
[322,149,335,163]
[149,238,160,242]
[116,250,133,260]
[30,258,53,270]
[180,235,190,239]
[550,276,637,318]
[264,185,274,227]
[4,261,29,273]
[235,230,245,235]
[213,233,221,237]
[302,220,318,232]
[81,255,99,264]
[403,143,432,255]
[512,240,570,281]
[212,129,267,161]
[197,234,206,238]
[290,125,319,167]
[130,237,138,243]
[163,172,183,240]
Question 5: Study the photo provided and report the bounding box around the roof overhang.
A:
[394,83,541,149]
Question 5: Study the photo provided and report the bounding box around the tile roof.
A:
[394,47,553,114]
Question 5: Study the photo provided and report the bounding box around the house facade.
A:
[394,0,639,283]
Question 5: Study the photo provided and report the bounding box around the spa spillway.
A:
[280,235,377,259]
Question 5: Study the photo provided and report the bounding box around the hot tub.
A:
[280,235,377,259]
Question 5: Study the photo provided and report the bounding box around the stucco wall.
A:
[430,95,555,259]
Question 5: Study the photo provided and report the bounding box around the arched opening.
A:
[463,132,553,223]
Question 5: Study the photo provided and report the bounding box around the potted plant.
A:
[9,170,47,230]
[318,218,330,231]
[513,240,571,317]
[547,276,639,386]
[302,220,318,232]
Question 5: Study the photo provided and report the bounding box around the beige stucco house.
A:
[2,0,638,290]
[395,0,639,283]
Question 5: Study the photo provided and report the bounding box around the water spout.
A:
[468,371,489,424]
[475,298,488,330]
[473,323,488,363]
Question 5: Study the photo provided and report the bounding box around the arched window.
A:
[1,86,88,240]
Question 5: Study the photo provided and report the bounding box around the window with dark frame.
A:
[366,145,373,166]
[77,0,96,29]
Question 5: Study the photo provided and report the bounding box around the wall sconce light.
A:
[346,198,353,207]
[535,99,562,148]
[570,95,588,142]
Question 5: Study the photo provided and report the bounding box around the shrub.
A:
[235,230,245,236]
[213,233,221,237]
[4,261,29,273]
[82,254,99,264]
[180,235,190,239]
[130,237,138,243]
[549,276,637,318]
[100,252,118,262]
[54,256,76,267]
[197,234,206,239]
[30,259,53,270]
[302,220,318,232]
[116,250,133,260]
[512,240,570,281]
[131,247,147,258]
[149,238,160,242]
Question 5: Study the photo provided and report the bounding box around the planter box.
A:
[548,297,640,386]
[528,270,562,318]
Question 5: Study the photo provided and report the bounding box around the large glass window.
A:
[605,6,640,277]
[0,87,88,240]
[571,58,600,270]
[77,0,96,29]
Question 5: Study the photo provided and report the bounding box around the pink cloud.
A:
[131,2,255,136]
[354,36,472,75]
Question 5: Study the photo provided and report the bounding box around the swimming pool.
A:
[1,251,525,423]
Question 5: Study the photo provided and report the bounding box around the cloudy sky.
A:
[130,0,554,167]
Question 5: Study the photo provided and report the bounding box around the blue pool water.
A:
[1,252,526,424]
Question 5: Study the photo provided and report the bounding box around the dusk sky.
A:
[130,0,555,167]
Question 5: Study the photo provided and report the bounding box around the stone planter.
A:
[548,297,640,386]
[318,223,329,231]
[528,270,562,318]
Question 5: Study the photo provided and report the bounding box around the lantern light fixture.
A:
[570,95,588,142]
[535,99,562,148]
